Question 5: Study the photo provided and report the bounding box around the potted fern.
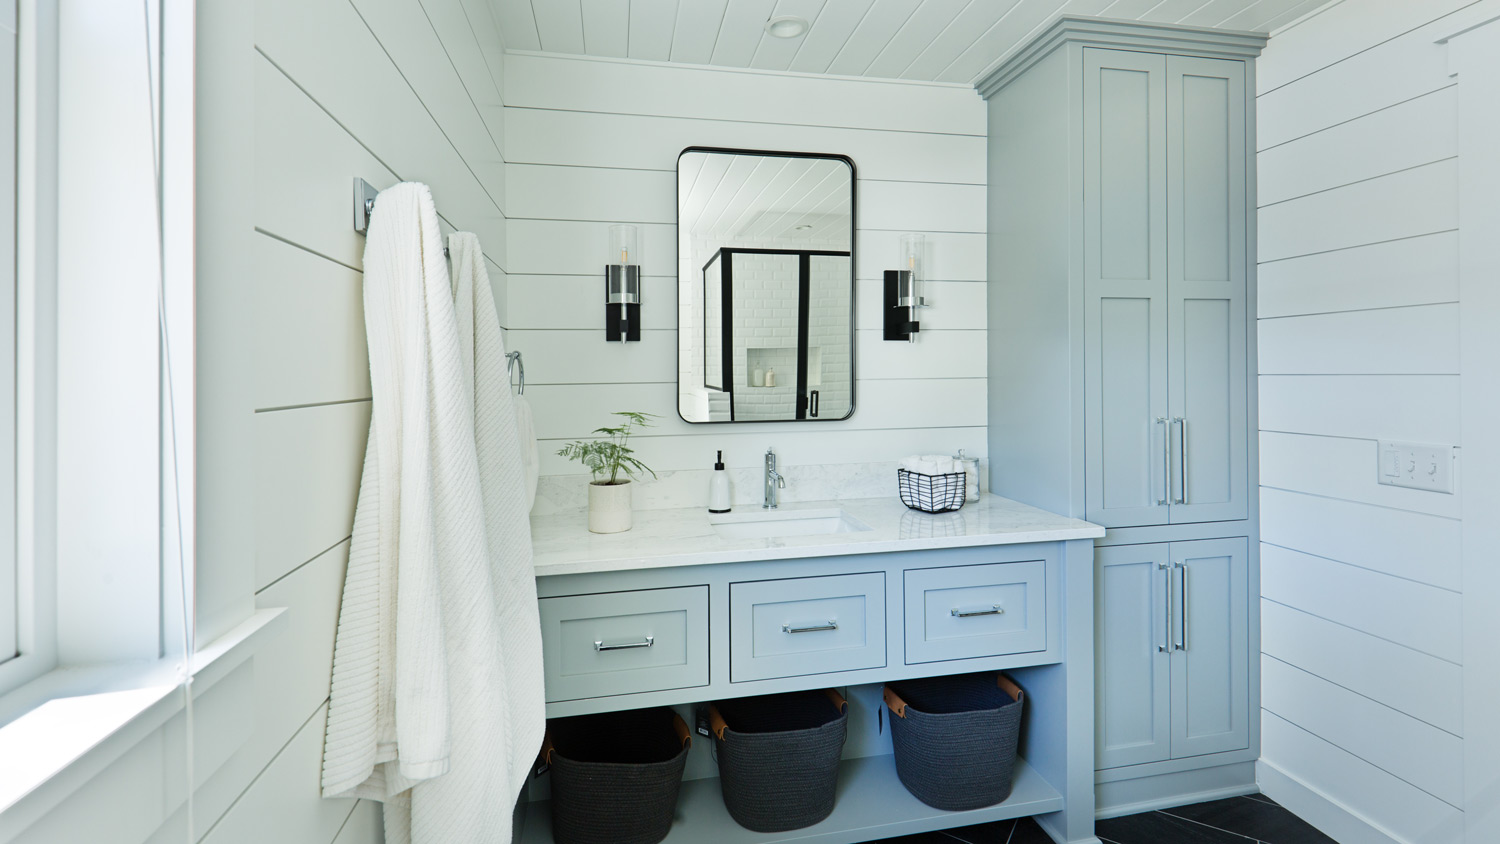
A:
[557,411,658,533]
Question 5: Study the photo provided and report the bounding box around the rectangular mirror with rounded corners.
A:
[677,147,855,423]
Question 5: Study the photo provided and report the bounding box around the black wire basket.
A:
[897,469,968,513]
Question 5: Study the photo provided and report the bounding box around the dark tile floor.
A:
[867,794,1337,843]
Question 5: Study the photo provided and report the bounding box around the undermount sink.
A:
[710,508,873,540]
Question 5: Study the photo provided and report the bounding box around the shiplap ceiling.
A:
[487,0,1330,84]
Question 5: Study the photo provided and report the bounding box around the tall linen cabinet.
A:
[979,18,1266,814]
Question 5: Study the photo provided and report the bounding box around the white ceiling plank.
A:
[533,0,587,52]
[900,0,1020,80]
[1180,0,1262,27]
[1136,0,1217,22]
[1099,0,1168,17]
[863,0,971,79]
[487,0,541,50]
[1252,0,1334,32]
[582,0,630,56]
[825,0,924,76]
[628,0,681,60]
[509,0,1291,84]
[671,0,731,63]
[711,0,781,66]
[1216,0,1294,29]
[786,0,877,73]
[749,0,828,70]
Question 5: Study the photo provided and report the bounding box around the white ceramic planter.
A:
[587,481,633,534]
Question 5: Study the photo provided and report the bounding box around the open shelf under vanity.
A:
[518,753,1061,844]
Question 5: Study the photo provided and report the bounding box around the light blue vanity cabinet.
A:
[980,17,1265,815]
[519,497,1105,844]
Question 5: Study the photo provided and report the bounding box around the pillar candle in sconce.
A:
[884,233,926,342]
[606,224,642,341]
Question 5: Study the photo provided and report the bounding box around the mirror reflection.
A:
[677,148,855,423]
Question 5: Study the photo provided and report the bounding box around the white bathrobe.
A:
[321,183,544,844]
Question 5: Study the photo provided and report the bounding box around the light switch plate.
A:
[1377,440,1455,494]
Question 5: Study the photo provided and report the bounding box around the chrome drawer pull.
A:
[594,635,655,652]
[782,620,838,634]
[950,604,1003,618]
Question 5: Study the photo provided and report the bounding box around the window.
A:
[0,1,18,668]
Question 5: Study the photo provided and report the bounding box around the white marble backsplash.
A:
[530,459,989,516]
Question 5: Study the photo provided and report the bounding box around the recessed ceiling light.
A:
[766,16,809,39]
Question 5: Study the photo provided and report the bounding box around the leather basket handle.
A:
[824,688,848,713]
[883,685,908,719]
[997,674,1024,705]
[671,710,693,749]
[707,704,728,741]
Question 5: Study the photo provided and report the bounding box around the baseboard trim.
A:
[1256,760,1403,844]
[1096,761,1257,819]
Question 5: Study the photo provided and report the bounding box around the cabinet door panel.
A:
[1096,543,1172,770]
[1170,537,1250,758]
[1167,56,1249,523]
[1084,48,1169,528]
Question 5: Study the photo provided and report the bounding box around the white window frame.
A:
[0,0,18,669]
[0,0,56,697]
[0,0,196,698]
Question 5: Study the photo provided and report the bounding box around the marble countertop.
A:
[529,495,1104,576]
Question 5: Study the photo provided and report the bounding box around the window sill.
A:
[0,608,286,840]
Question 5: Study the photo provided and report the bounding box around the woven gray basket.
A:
[883,673,1024,811]
[544,708,691,844]
[710,689,849,832]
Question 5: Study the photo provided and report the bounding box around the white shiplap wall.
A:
[503,53,988,507]
[1253,2,1494,842]
[230,0,513,840]
[11,2,513,843]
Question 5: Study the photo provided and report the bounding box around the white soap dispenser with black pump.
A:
[708,451,732,514]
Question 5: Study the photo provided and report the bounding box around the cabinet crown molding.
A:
[976,16,1268,100]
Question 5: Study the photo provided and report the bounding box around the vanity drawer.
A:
[538,586,709,702]
[904,561,1047,664]
[730,573,885,682]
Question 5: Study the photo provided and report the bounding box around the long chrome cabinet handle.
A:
[783,620,838,634]
[1157,417,1170,506]
[951,604,1004,618]
[1173,418,1187,505]
[1174,563,1187,651]
[1158,562,1171,653]
[595,635,655,652]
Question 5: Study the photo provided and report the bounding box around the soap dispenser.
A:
[708,451,732,514]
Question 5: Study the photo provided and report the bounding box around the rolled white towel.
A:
[901,455,960,476]
[923,455,959,474]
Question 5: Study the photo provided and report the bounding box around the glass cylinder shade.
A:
[899,233,924,281]
[609,224,639,266]
[897,233,924,308]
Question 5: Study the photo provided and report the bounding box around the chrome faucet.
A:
[764,447,786,509]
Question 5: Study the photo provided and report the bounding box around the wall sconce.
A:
[606,224,642,341]
[884,233,925,342]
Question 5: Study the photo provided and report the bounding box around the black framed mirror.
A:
[677,147,855,423]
